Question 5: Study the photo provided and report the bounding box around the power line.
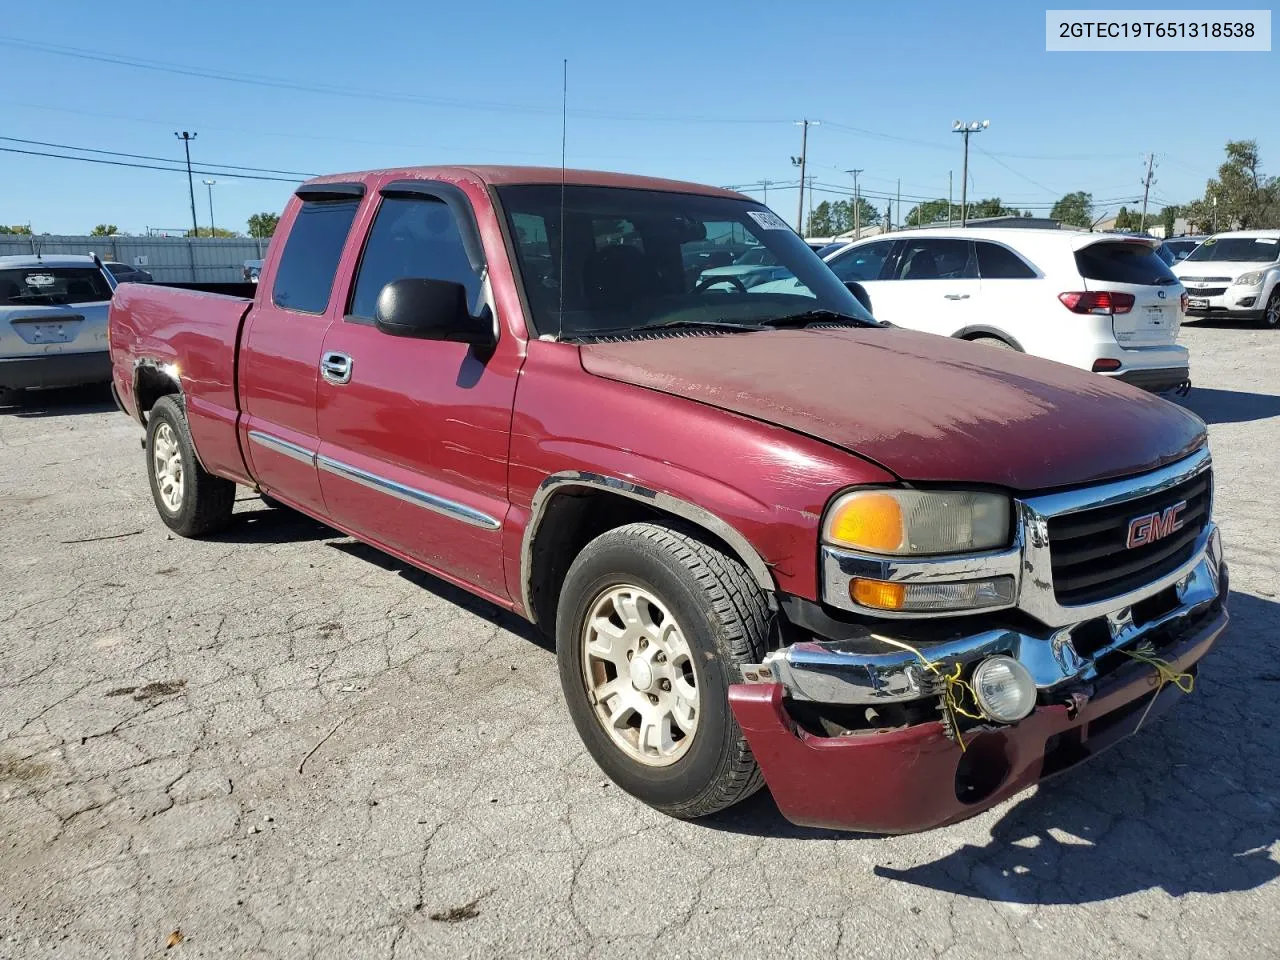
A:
[975,147,1058,196]
[0,135,317,177]
[0,144,304,182]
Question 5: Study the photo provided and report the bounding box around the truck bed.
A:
[109,282,255,484]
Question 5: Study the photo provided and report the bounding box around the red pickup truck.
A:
[109,165,1229,833]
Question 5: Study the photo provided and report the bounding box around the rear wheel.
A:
[556,522,769,819]
[146,396,235,537]
[1262,290,1280,329]
[968,334,1016,350]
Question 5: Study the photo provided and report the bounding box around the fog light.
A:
[1092,358,1122,372]
[972,655,1037,723]
[849,576,1015,612]
[1237,296,1257,307]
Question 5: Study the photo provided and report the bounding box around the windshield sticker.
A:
[24,273,55,287]
[1202,238,1216,245]
[1256,238,1278,245]
[747,210,790,231]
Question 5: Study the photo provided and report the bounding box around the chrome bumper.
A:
[746,448,1224,706]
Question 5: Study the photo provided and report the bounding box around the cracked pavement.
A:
[2,321,1279,959]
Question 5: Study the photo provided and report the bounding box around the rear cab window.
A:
[272,198,362,313]
[1074,242,1177,286]
[1,266,113,305]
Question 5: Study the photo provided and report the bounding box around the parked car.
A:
[109,165,1228,834]
[697,244,791,289]
[243,259,264,283]
[1,254,116,396]
[1172,230,1280,328]
[1163,236,1207,263]
[103,261,153,284]
[817,228,1191,393]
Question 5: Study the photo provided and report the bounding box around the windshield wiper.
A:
[763,309,881,329]
[587,318,762,338]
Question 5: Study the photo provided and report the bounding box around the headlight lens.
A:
[972,655,1037,723]
[824,489,1011,555]
[1233,270,1265,287]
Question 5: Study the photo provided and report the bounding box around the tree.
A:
[1113,206,1134,231]
[248,212,280,238]
[1182,199,1215,234]
[1199,139,1279,230]
[903,198,955,226]
[185,227,240,238]
[0,224,32,234]
[966,198,1023,220]
[90,224,120,236]
[1160,205,1180,236]
[1050,191,1093,228]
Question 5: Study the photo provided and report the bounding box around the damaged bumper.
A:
[729,456,1230,833]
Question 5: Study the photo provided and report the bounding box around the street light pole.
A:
[175,131,199,237]
[951,120,989,227]
[203,180,217,237]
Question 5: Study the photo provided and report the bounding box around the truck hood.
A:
[579,327,1206,492]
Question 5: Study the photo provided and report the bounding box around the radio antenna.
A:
[557,58,567,342]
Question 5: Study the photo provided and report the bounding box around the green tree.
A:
[966,198,1023,220]
[1050,191,1094,228]
[1,224,33,234]
[1160,205,1180,236]
[89,224,120,236]
[1200,139,1279,229]
[903,198,955,226]
[805,201,836,237]
[247,212,280,238]
[185,227,240,238]
[1182,199,1215,234]
[1113,206,1134,231]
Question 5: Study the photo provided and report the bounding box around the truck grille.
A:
[1047,469,1211,607]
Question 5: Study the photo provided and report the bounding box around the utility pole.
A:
[948,171,953,226]
[845,168,863,239]
[896,179,901,229]
[952,120,989,227]
[1139,153,1156,231]
[202,180,217,237]
[791,119,819,234]
[1212,194,1218,232]
[174,131,199,237]
[759,178,774,206]
[886,202,892,232]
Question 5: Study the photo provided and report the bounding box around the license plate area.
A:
[12,318,81,344]
[1187,297,1208,310]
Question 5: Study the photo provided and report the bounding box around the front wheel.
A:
[1261,290,1280,329]
[556,522,770,819]
[145,395,235,537]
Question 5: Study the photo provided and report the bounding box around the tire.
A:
[145,395,235,537]
[1261,290,1280,329]
[968,334,1015,350]
[556,522,770,819]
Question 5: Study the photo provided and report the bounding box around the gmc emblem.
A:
[1126,501,1187,549]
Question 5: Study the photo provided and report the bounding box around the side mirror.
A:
[374,278,494,346]
[844,280,873,314]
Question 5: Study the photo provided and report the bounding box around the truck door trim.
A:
[248,429,316,466]
[315,453,502,530]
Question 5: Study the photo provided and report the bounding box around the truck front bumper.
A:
[729,526,1229,834]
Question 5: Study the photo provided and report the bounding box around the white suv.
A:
[1172,230,1280,329]
[822,228,1191,393]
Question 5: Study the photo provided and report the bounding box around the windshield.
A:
[0,266,113,305]
[497,184,874,339]
[1185,236,1280,263]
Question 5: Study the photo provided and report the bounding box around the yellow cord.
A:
[1118,644,1194,732]
[868,634,989,751]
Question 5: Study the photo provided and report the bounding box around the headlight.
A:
[972,655,1037,723]
[823,489,1011,556]
[1233,271,1265,287]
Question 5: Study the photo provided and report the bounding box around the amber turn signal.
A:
[849,578,907,610]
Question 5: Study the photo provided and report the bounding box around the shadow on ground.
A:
[708,591,1280,904]
[1177,387,1280,425]
[0,384,116,418]
[206,502,336,545]
[327,538,549,650]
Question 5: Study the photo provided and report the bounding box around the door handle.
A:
[320,352,353,384]
[943,293,970,300]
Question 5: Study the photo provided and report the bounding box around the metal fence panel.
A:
[0,235,271,282]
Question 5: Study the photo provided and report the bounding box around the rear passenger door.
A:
[314,180,521,600]
[238,184,365,515]
[972,239,1041,346]
[882,237,980,336]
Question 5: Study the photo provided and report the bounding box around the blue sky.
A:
[0,0,1274,235]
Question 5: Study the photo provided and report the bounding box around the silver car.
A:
[0,254,116,395]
